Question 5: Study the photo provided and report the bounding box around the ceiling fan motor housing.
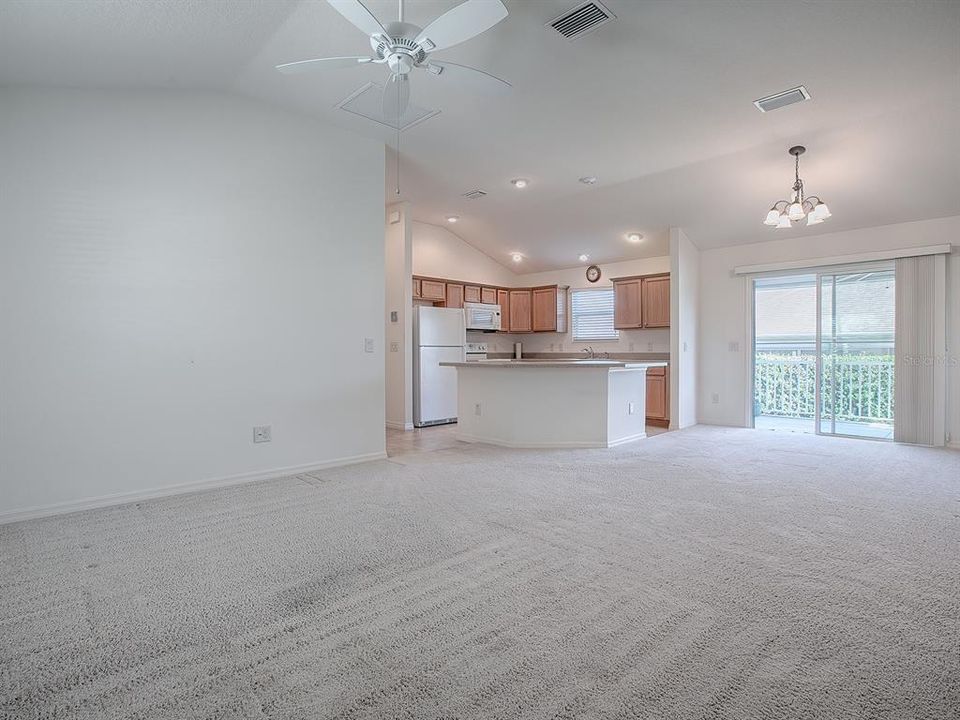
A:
[372,21,426,75]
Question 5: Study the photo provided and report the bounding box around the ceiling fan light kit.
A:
[763,145,831,229]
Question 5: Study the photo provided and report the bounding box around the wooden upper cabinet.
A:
[509,289,532,332]
[464,285,481,303]
[497,289,511,332]
[481,287,497,304]
[420,279,446,301]
[642,275,670,328]
[446,283,464,309]
[613,278,643,329]
[532,287,558,332]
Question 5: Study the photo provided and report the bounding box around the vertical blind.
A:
[571,288,619,341]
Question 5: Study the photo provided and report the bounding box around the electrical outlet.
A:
[364,338,374,353]
[474,403,482,416]
[253,425,272,443]
[629,342,635,351]
[728,341,740,352]
[711,393,720,405]
[390,342,399,352]
[647,342,654,352]
[390,311,398,323]
[628,402,635,415]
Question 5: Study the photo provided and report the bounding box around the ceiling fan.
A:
[277,0,511,120]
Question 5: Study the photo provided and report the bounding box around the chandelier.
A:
[763,145,831,228]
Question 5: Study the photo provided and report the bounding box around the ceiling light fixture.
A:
[579,176,598,185]
[511,252,523,263]
[446,215,459,223]
[626,233,643,243]
[578,254,589,262]
[763,145,831,229]
[511,178,529,189]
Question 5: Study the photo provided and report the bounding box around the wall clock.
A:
[586,265,601,283]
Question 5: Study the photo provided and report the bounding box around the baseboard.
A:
[0,451,387,526]
[454,432,635,449]
[385,421,414,431]
[607,432,648,447]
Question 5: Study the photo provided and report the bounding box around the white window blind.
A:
[571,288,619,341]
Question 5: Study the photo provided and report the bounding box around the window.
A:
[571,288,619,341]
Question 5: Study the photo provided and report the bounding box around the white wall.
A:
[670,228,699,428]
[0,88,386,520]
[385,202,413,430]
[412,221,516,287]
[698,216,960,441]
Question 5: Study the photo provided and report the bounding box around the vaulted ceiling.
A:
[2,0,958,272]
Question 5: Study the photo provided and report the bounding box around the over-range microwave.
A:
[464,302,501,332]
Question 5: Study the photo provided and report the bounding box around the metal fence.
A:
[755,353,895,423]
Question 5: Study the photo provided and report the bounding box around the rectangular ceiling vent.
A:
[547,1,615,40]
[462,189,487,200]
[754,86,811,113]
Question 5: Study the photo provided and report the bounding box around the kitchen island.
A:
[438,360,668,448]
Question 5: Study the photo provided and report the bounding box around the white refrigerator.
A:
[414,306,465,427]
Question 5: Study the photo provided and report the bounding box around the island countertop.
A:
[439,360,668,369]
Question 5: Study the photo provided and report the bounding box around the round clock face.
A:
[586,265,601,283]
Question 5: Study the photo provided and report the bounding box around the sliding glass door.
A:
[753,265,895,439]
[817,269,895,439]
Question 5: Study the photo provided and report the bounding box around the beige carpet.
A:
[1,426,958,719]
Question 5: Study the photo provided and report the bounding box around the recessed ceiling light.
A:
[511,178,529,189]
[446,215,459,223]
[511,252,523,263]
[578,254,589,262]
[626,233,643,243]
[579,176,598,185]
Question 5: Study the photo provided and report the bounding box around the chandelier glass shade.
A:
[763,146,831,229]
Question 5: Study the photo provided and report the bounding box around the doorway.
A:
[752,266,895,439]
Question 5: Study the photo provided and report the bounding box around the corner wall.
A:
[385,202,413,430]
[0,88,386,520]
[670,228,700,429]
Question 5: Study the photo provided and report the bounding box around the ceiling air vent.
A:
[462,189,487,200]
[547,1,615,40]
[754,86,811,113]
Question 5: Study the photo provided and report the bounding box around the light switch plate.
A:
[364,338,374,353]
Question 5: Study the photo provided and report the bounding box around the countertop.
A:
[440,360,668,369]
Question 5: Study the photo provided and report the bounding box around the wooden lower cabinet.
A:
[446,283,464,309]
[641,275,670,328]
[531,287,558,332]
[509,289,532,332]
[420,279,446,301]
[481,287,497,304]
[646,366,669,426]
[497,289,510,332]
[464,285,481,303]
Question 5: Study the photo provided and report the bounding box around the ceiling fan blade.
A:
[382,74,411,120]
[415,0,508,51]
[425,60,511,94]
[326,0,388,38]
[276,56,373,74]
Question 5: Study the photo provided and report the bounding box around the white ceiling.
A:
[2,0,958,272]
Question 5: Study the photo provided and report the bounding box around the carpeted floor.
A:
[1,426,958,719]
